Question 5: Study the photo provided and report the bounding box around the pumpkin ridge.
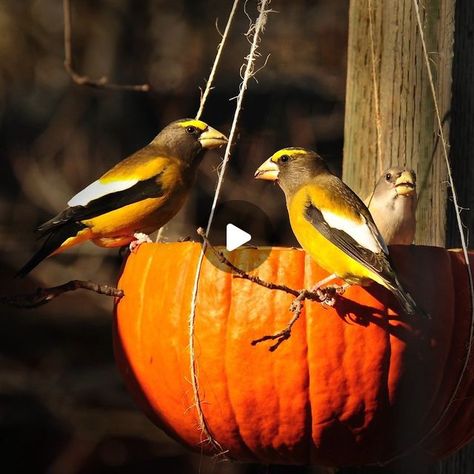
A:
[420,250,458,440]
[220,259,252,459]
[227,250,271,462]
[421,249,455,425]
[399,249,456,455]
[285,251,311,464]
[379,311,392,460]
[136,246,155,365]
[272,253,292,459]
[286,249,313,464]
[361,291,391,460]
[301,294,312,465]
[283,248,312,464]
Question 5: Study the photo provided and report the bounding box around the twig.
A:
[0,280,123,309]
[196,228,300,297]
[196,227,341,351]
[63,0,150,92]
[251,290,310,351]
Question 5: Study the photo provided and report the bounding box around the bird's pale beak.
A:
[395,170,416,196]
[199,127,228,149]
[254,158,279,181]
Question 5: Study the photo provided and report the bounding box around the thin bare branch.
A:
[1,280,123,309]
[63,0,150,92]
[251,290,309,351]
[196,227,342,351]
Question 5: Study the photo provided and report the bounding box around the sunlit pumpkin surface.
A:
[114,242,474,466]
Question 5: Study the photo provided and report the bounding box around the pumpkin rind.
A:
[114,243,474,466]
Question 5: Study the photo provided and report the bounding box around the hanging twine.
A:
[195,1,241,121]
[368,0,384,178]
[186,0,272,454]
[380,0,474,465]
[155,0,241,243]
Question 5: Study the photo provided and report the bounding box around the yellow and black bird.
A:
[366,167,417,245]
[18,118,228,277]
[255,147,423,316]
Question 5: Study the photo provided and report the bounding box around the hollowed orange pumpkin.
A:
[113,242,474,466]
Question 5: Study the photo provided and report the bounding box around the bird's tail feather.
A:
[17,222,87,278]
[386,277,430,319]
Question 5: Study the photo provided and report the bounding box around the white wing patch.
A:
[320,209,385,254]
[68,179,139,207]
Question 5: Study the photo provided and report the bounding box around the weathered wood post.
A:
[342,0,453,246]
[341,0,474,472]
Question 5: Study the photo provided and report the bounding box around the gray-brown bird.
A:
[366,167,417,245]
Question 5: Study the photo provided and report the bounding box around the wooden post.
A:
[342,0,454,246]
[341,0,474,472]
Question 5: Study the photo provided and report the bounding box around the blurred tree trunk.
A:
[342,0,474,473]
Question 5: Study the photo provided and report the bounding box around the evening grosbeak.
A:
[366,167,417,245]
[255,148,423,316]
[18,118,228,277]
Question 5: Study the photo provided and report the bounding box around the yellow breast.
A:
[288,188,383,286]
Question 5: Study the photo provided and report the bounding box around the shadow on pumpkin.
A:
[331,288,431,349]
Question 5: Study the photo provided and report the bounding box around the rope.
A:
[195,1,240,121]
[155,0,241,243]
[381,0,474,465]
[186,0,272,453]
[368,0,384,177]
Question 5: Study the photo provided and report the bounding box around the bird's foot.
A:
[129,233,152,253]
[317,287,337,307]
[335,283,350,295]
[317,284,349,307]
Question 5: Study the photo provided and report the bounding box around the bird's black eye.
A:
[186,126,198,134]
[385,173,392,181]
[280,155,290,163]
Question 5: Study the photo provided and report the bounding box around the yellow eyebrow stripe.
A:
[271,148,306,162]
[178,119,208,131]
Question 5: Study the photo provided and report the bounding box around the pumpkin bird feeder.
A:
[114,0,474,469]
[114,243,474,466]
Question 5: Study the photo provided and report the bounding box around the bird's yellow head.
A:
[153,119,228,163]
[255,148,329,193]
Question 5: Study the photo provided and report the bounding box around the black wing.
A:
[37,174,164,235]
[303,202,394,282]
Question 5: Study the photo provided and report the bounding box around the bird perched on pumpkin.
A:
[255,147,425,316]
[18,118,228,277]
[366,167,417,245]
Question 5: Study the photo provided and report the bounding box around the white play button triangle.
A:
[226,223,251,251]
